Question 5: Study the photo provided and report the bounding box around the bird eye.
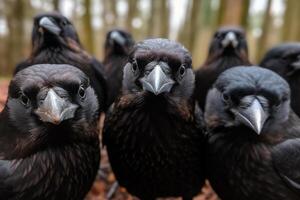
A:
[273,101,280,108]
[19,93,30,106]
[222,93,230,102]
[179,65,186,77]
[78,86,86,99]
[62,20,68,26]
[132,59,138,72]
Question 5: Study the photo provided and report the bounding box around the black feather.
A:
[194,26,251,111]
[0,64,100,200]
[14,12,107,112]
[260,43,300,117]
[205,66,300,200]
[103,29,134,106]
[103,38,205,199]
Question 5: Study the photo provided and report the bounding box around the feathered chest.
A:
[207,130,291,200]
[3,143,99,200]
[104,102,203,173]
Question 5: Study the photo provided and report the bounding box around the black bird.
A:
[260,43,300,117]
[14,12,107,112]
[0,64,100,200]
[103,29,134,106]
[205,66,300,200]
[194,26,251,111]
[103,39,205,200]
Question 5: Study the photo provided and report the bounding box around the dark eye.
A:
[222,93,230,102]
[62,20,68,26]
[19,93,30,106]
[273,101,280,108]
[132,59,138,72]
[78,86,86,99]
[179,65,186,76]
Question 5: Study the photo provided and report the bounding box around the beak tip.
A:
[140,65,174,95]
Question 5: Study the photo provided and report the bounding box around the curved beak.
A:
[110,31,126,46]
[221,32,238,48]
[140,64,175,95]
[35,89,78,124]
[291,60,300,71]
[235,98,269,134]
[39,17,61,35]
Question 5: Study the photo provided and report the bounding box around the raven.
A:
[0,64,100,200]
[260,43,300,117]
[103,29,134,106]
[14,12,107,112]
[194,26,251,111]
[103,39,205,200]
[205,66,300,200]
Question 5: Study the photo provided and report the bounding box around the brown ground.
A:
[0,80,219,200]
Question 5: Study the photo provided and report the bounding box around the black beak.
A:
[221,32,238,48]
[110,31,126,46]
[39,17,61,35]
[35,89,78,124]
[234,98,269,134]
[140,64,175,95]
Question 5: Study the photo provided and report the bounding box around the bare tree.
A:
[5,0,25,74]
[126,0,138,33]
[82,0,94,53]
[256,0,272,61]
[53,0,60,11]
[241,0,250,29]
[160,0,170,38]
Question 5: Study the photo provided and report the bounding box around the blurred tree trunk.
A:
[217,0,243,26]
[147,0,154,37]
[179,0,201,53]
[110,0,118,25]
[282,0,292,40]
[282,0,300,41]
[5,0,25,75]
[160,0,169,38]
[82,0,94,53]
[217,0,226,26]
[53,0,60,11]
[149,0,164,37]
[188,0,201,53]
[201,0,212,27]
[256,0,272,61]
[126,0,138,34]
[178,1,192,48]
[241,0,250,29]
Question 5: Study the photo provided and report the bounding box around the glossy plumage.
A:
[205,66,300,200]
[103,38,205,200]
[260,43,300,117]
[103,29,134,106]
[194,26,251,111]
[0,64,100,200]
[14,12,107,112]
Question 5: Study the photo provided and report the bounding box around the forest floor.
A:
[0,80,219,200]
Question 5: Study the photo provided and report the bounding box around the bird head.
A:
[7,64,99,144]
[31,12,81,54]
[205,66,290,135]
[105,29,135,56]
[122,38,195,101]
[207,26,248,62]
[260,43,300,77]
